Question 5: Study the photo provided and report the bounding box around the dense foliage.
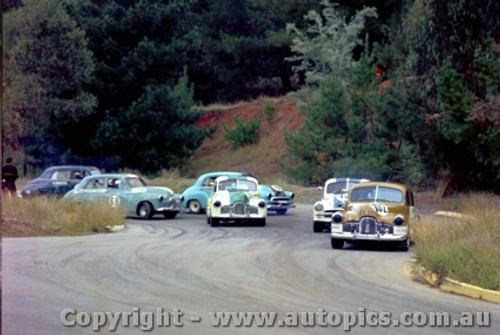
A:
[284,0,500,191]
[3,0,499,190]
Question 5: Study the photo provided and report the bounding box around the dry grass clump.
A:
[2,196,125,237]
[413,193,500,290]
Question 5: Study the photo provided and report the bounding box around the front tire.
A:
[331,238,344,249]
[210,217,219,227]
[399,238,410,252]
[163,211,178,219]
[256,218,266,226]
[138,202,154,219]
[188,200,202,214]
[313,221,324,233]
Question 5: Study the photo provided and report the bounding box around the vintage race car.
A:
[20,165,101,198]
[63,173,182,219]
[181,171,246,214]
[259,184,295,215]
[206,176,267,227]
[313,178,369,232]
[330,181,418,251]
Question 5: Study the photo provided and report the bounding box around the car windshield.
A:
[326,181,348,194]
[218,179,257,192]
[350,186,403,203]
[125,177,147,188]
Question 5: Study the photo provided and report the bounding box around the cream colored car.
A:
[313,178,369,232]
[206,176,267,227]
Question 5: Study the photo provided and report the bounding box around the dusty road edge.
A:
[404,260,500,304]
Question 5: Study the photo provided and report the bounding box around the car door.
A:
[49,169,74,196]
[76,176,108,202]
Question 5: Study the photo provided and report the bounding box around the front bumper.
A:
[267,197,294,211]
[156,197,182,212]
[313,209,342,223]
[331,223,408,242]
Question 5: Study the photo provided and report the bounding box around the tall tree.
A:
[3,0,96,167]
[286,0,377,88]
[67,0,207,173]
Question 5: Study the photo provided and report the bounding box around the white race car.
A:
[207,176,267,227]
[313,178,369,232]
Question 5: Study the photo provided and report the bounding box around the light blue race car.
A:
[181,172,246,214]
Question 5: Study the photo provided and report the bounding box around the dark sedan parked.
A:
[20,165,101,198]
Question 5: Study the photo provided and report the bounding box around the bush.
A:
[2,197,126,236]
[223,116,261,149]
[263,103,276,121]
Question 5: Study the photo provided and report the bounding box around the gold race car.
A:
[330,182,418,251]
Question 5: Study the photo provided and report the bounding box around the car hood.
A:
[229,192,251,205]
[344,202,409,223]
[22,178,47,190]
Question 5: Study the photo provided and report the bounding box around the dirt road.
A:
[2,205,499,334]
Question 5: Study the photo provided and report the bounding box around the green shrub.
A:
[263,103,276,121]
[223,116,261,149]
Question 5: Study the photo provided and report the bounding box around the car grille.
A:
[359,216,377,235]
[234,202,245,215]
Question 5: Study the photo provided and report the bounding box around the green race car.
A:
[63,173,182,219]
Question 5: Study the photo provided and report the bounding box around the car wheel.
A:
[163,211,178,219]
[138,202,154,219]
[399,238,410,252]
[331,238,344,249]
[188,200,202,214]
[313,221,324,233]
[276,209,287,215]
[210,217,219,227]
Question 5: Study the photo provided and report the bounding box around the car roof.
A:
[44,165,100,171]
[324,177,369,184]
[350,181,412,192]
[199,171,245,178]
[215,175,259,183]
[83,173,138,179]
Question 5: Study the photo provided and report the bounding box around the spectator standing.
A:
[2,157,19,199]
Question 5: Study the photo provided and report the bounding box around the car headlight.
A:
[214,201,221,207]
[258,201,266,208]
[333,213,343,223]
[394,215,404,225]
[314,203,324,211]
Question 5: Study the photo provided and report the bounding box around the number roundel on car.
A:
[371,203,388,216]
[108,195,121,208]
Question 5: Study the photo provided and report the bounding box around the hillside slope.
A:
[185,97,304,183]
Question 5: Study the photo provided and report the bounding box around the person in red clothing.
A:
[2,157,19,199]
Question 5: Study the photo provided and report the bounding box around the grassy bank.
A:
[2,196,126,237]
[413,193,500,290]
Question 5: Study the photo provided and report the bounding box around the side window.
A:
[203,177,216,187]
[51,170,71,180]
[108,178,121,189]
[71,170,83,180]
[83,178,106,189]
